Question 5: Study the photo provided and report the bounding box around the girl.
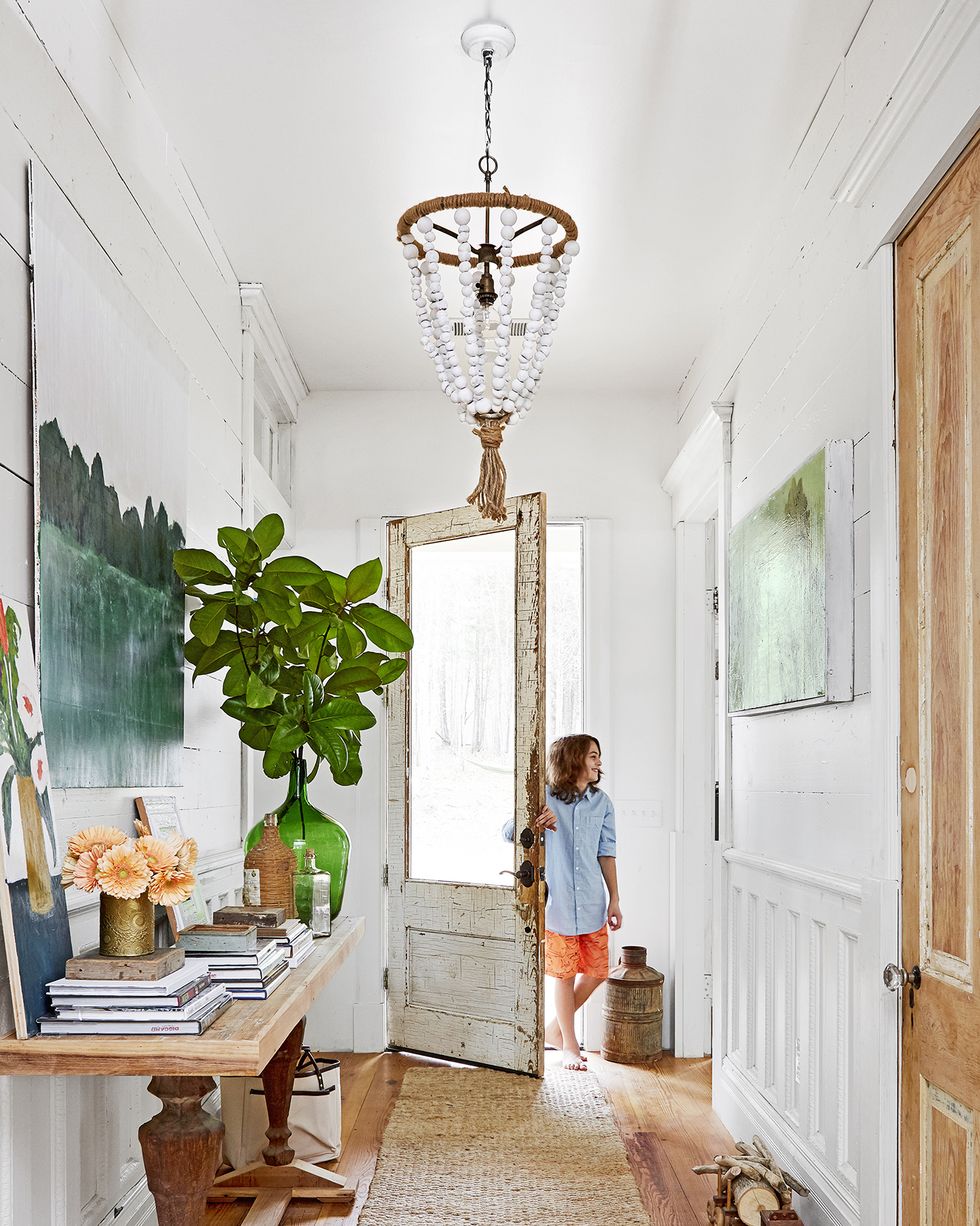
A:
[537,734,621,1070]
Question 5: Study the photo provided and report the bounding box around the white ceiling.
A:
[104,0,870,400]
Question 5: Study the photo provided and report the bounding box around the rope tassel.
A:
[466,417,510,522]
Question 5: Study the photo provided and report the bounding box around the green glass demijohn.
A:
[244,751,350,920]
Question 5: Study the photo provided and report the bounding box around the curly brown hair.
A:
[547,734,602,804]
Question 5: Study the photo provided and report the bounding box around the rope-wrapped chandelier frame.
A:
[396,24,580,521]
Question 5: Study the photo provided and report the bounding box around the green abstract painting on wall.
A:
[729,449,827,712]
[38,419,185,785]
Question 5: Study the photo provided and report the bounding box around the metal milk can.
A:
[601,945,664,1064]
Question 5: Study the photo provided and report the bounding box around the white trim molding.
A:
[834,0,980,206]
[662,407,725,526]
[240,283,308,416]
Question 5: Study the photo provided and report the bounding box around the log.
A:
[730,1174,780,1225]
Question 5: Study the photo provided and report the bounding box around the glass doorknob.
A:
[883,963,921,991]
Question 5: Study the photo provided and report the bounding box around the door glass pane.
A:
[546,523,584,745]
[409,531,516,884]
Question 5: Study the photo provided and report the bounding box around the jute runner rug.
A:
[358,1066,650,1224]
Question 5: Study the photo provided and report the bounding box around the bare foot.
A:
[562,1047,588,1071]
[544,1019,562,1049]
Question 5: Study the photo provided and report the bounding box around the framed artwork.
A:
[0,597,72,1037]
[30,161,188,788]
[729,441,854,715]
[135,796,209,936]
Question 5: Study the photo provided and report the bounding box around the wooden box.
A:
[65,946,184,981]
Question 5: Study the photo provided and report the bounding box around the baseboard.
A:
[714,1057,859,1226]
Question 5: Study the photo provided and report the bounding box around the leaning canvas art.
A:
[30,163,188,786]
[729,441,854,714]
[0,598,72,1037]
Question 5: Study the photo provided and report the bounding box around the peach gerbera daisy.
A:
[135,836,178,875]
[68,825,127,860]
[95,843,152,899]
[134,818,151,838]
[148,867,195,906]
[71,849,102,893]
[173,837,198,874]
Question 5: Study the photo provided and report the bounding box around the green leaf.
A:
[173,548,233,586]
[308,726,348,778]
[271,666,304,694]
[377,658,407,684]
[332,736,363,786]
[254,575,302,628]
[218,526,261,566]
[221,698,278,725]
[246,672,277,708]
[222,654,250,698]
[323,664,382,694]
[293,611,339,647]
[303,673,325,717]
[189,598,230,647]
[320,571,347,603]
[310,698,376,732]
[263,555,324,588]
[263,747,294,778]
[268,716,306,752]
[251,513,285,558]
[183,636,207,666]
[349,603,414,652]
[346,558,383,602]
[240,722,274,750]
[193,632,245,678]
[336,618,367,660]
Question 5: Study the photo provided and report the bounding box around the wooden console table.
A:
[0,915,364,1226]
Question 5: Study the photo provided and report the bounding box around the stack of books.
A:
[39,962,232,1036]
[177,925,290,1000]
[212,906,314,968]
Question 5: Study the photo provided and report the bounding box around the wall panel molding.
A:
[722,854,864,1225]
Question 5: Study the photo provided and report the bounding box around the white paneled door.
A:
[386,495,546,1074]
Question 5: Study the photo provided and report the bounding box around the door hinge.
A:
[383,967,389,991]
[704,973,712,999]
[715,659,720,681]
[382,863,389,888]
[712,586,719,614]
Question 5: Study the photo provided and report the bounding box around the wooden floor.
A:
[205,1050,733,1225]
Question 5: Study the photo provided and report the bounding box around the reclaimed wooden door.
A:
[385,494,546,1074]
[897,129,980,1224]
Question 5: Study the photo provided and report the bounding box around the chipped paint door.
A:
[897,130,980,1225]
[386,494,546,1074]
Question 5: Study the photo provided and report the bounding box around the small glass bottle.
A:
[291,838,308,873]
[295,848,332,937]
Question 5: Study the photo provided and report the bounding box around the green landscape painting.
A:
[37,419,185,785]
[729,449,827,713]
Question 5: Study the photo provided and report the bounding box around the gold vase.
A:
[99,892,154,957]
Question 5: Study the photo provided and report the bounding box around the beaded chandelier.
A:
[396,21,580,521]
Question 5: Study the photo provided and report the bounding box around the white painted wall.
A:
[265,390,677,1051]
[666,3,980,1224]
[0,2,246,1222]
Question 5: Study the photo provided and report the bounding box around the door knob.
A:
[499,861,535,887]
[883,963,921,991]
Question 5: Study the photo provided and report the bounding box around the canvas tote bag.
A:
[221,1048,341,1168]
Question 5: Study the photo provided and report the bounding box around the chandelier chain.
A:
[481,48,495,192]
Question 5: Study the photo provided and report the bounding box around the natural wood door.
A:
[385,494,546,1074]
[897,130,980,1225]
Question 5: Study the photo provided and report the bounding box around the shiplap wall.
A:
[670,3,980,1224]
[0,2,246,1222]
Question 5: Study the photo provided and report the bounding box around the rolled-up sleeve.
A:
[597,801,616,857]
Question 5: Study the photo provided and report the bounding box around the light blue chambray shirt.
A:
[543,785,617,936]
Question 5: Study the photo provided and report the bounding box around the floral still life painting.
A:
[0,597,72,1037]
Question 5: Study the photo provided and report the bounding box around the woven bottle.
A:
[243,813,296,919]
[601,945,664,1064]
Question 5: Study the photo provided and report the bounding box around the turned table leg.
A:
[260,1017,305,1165]
[139,1075,223,1226]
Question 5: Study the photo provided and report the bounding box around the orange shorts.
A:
[545,926,609,980]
